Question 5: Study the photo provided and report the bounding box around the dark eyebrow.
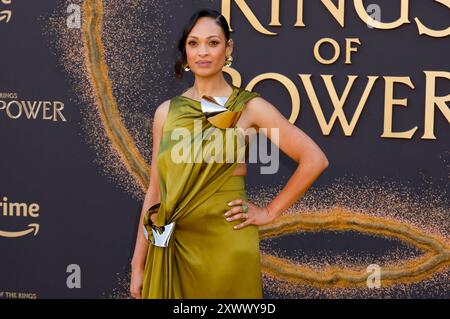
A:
[187,35,221,39]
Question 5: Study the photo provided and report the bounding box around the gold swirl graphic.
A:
[82,0,149,190]
[80,0,449,289]
[260,207,450,287]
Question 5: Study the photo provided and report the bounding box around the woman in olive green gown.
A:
[141,84,263,298]
[132,8,329,299]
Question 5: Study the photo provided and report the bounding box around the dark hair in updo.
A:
[174,9,231,79]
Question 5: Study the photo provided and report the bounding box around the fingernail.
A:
[226,217,231,221]
[227,202,232,206]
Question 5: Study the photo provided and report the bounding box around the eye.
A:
[187,41,197,46]
[210,40,219,46]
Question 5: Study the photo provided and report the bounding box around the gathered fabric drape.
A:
[141,85,263,298]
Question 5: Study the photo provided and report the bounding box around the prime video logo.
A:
[169,119,280,174]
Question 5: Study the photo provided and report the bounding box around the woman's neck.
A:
[188,76,233,99]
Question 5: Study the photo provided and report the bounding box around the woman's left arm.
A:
[227,96,329,229]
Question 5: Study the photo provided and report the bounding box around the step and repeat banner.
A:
[0,0,449,298]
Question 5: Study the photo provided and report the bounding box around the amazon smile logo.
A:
[0,196,40,238]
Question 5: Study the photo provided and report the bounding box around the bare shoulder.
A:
[153,99,171,127]
[245,95,269,111]
[155,99,171,118]
[243,96,284,129]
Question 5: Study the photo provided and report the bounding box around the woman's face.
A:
[185,17,232,76]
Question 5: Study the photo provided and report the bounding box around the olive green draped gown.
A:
[141,85,263,299]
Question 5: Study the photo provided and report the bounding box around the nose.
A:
[198,43,209,56]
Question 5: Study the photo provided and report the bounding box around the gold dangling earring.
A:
[224,55,233,67]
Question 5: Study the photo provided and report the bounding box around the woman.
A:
[130,9,329,299]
